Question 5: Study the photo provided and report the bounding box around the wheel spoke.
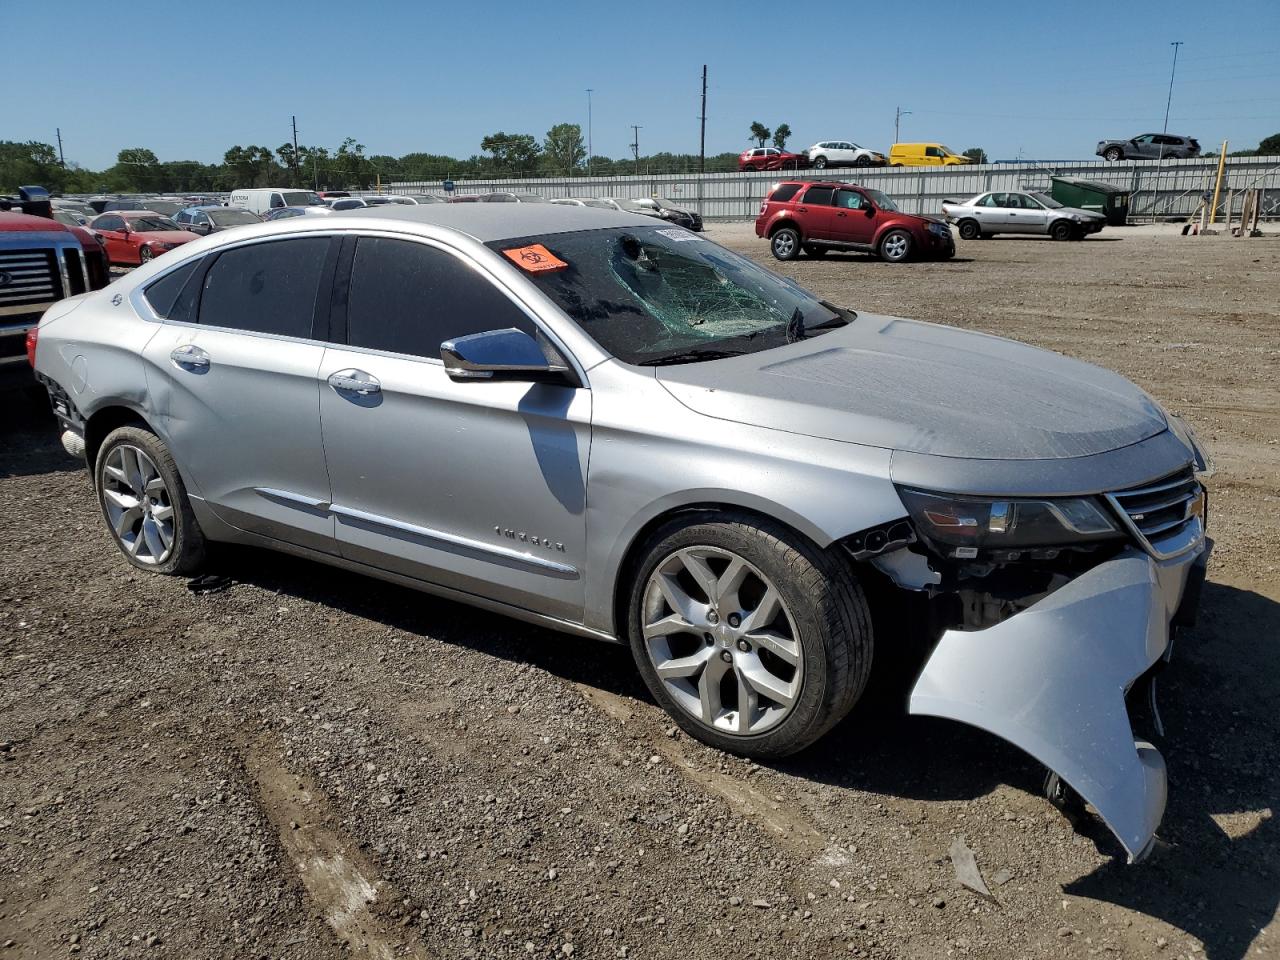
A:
[154,518,174,550]
[127,528,144,555]
[656,572,705,625]
[120,447,144,495]
[734,668,758,734]
[740,657,796,708]
[745,628,799,666]
[679,550,720,604]
[697,655,730,725]
[740,587,781,633]
[104,463,129,486]
[103,488,140,511]
[716,556,750,610]
[113,505,141,538]
[655,646,713,681]
[141,517,165,559]
[643,613,697,640]
[144,477,166,495]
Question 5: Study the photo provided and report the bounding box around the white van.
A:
[228,188,324,216]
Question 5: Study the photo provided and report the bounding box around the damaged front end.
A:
[855,467,1209,862]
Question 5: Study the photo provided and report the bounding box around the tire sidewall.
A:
[95,425,200,575]
[771,227,800,261]
[880,229,912,262]
[958,219,981,240]
[626,518,846,758]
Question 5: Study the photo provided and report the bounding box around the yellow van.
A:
[888,143,975,167]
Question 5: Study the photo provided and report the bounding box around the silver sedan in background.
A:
[942,190,1105,241]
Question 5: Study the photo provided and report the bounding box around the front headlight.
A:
[928,222,950,237]
[897,487,1121,559]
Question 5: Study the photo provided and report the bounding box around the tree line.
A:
[1,123,746,195]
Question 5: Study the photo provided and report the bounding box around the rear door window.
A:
[343,237,535,359]
[197,237,329,338]
[768,183,802,203]
[801,185,836,205]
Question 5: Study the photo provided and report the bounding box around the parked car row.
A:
[738,142,971,171]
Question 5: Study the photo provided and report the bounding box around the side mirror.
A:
[441,328,576,385]
[863,205,876,217]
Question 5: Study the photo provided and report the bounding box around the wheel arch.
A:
[83,402,156,470]
[767,218,802,240]
[607,498,834,641]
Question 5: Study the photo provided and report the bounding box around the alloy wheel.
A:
[101,444,175,565]
[641,546,802,736]
[772,231,797,259]
[882,232,910,261]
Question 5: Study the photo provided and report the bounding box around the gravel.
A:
[2,228,1277,958]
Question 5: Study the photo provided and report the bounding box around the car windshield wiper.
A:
[637,347,747,366]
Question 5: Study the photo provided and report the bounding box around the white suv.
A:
[806,141,887,169]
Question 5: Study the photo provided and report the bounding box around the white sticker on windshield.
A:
[656,228,705,242]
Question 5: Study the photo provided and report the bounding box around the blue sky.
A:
[4,0,1278,170]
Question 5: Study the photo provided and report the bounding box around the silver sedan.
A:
[32,203,1207,862]
[942,190,1105,241]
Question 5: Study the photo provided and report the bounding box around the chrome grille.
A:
[1106,466,1204,559]
[0,248,61,313]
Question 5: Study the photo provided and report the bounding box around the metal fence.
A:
[382,156,1280,222]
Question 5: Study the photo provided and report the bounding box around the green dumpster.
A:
[1050,177,1129,225]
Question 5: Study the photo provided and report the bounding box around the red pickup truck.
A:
[0,186,110,388]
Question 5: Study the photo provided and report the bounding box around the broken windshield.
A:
[489,226,849,365]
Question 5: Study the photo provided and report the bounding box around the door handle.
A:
[170,345,210,370]
[328,369,381,396]
[836,212,847,217]
[797,206,808,212]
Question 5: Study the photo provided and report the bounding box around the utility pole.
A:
[894,106,911,144]
[699,65,707,175]
[586,89,594,176]
[291,115,301,186]
[55,127,65,166]
[631,125,642,176]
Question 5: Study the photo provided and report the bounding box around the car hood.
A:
[654,314,1167,460]
[1058,205,1106,221]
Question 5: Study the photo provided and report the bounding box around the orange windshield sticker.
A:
[503,244,568,273]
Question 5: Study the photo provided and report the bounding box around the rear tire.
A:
[1050,220,1075,241]
[957,219,982,240]
[770,227,801,261]
[95,425,206,576]
[879,229,913,263]
[627,513,873,759]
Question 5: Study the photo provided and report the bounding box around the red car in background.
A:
[755,180,955,263]
[88,211,201,266]
[737,147,809,171]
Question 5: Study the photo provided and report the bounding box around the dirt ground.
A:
[2,226,1277,960]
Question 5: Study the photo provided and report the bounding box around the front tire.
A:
[138,246,154,264]
[770,227,801,261]
[627,514,872,759]
[1050,220,1076,241]
[813,155,828,169]
[879,229,913,262]
[95,425,206,575]
[957,219,982,240]
[854,155,872,167]
[1103,146,1124,161]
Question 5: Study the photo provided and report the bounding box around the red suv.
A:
[738,147,808,171]
[755,180,955,263]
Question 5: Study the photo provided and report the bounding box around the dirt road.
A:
[2,227,1277,959]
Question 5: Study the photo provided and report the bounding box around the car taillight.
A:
[26,325,38,368]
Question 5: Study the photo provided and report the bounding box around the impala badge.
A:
[495,526,566,552]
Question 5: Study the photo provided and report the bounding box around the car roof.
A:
[338,202,653,241]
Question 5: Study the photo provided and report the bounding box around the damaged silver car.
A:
[31,204,1209,862]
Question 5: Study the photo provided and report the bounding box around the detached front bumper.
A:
[909,542,1209,862]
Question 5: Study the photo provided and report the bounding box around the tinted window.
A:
[926,147,942,157]
[801,185,835,206]
[198,238,328,337]
[143,260,200,319]
[345,237,534,358]
[95,216,124,231]
[769,183,802,203]
[836,189,866,210]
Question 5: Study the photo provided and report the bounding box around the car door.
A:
[795,184,839,240]
[140,235,340,554]
[93,215,127,262]
[971,193,1003,231]
[924,146,945,166]
[830,188,877,245]
[1011,193,1050,233]
[316,234,591,623]
[1131,134,1157,159]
